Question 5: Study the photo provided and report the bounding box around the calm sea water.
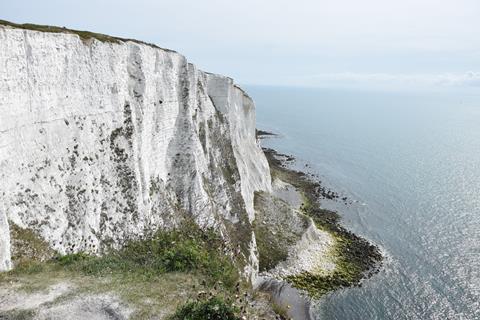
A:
[246,86,480,320]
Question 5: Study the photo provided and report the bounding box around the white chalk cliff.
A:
[0,24,271,278]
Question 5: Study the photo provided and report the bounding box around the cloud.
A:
[289,72,480,89]
[2,0,479,87]
[456,72,480,87]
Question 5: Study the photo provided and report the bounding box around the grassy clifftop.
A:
[0,19,176,52]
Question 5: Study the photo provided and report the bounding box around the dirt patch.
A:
[0,282,72,312]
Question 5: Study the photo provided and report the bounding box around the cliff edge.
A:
[0,21,271,279]
[0,21,382,320]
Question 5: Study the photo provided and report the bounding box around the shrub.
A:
[55,252,91,266]
[169,296,240,320]
[51,221,239,289]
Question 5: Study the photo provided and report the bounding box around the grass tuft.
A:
[0,309,35,320]
[54,252,90,266]
[169,296,240,320]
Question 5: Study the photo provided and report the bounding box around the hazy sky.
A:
[2,0,479,89]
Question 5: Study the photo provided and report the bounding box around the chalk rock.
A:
[0,24,271,279]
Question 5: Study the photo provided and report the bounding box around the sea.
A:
[246,85,480,320]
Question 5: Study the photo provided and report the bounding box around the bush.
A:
[169,296,240,320]
[55,252,90,266]
[52,221,239,289]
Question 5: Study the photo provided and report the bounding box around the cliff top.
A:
[0,19,177,53]
[0,19,254,96]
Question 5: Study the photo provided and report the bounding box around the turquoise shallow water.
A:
[246,86,480,320]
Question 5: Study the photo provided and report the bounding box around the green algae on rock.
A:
[262,147,382,298]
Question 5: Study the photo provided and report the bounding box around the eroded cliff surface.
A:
[0,24,271,276]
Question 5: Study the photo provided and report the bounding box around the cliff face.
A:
[0,25,271,277]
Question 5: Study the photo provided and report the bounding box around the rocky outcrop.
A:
[0,22,271,277]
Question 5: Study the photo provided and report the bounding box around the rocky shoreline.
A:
[256,130,383,318]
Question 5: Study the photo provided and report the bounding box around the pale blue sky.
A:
[2,0,479,89]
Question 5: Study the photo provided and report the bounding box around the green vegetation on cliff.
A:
[56,221,238,288]
[169,296,240,320]
[0,19,176,51]
[1,220,251,319]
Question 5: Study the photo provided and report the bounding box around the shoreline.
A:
[256,130,383,318]
[0,126,383,320]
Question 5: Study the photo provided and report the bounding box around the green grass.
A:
[271,302,290,320]
[0,221,246,318]
[7,220,239,290]
[0,268,206,319]
[0,309,35,320]
[169,296,240,320]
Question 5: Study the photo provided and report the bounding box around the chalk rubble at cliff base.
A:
[257,147,382,301]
